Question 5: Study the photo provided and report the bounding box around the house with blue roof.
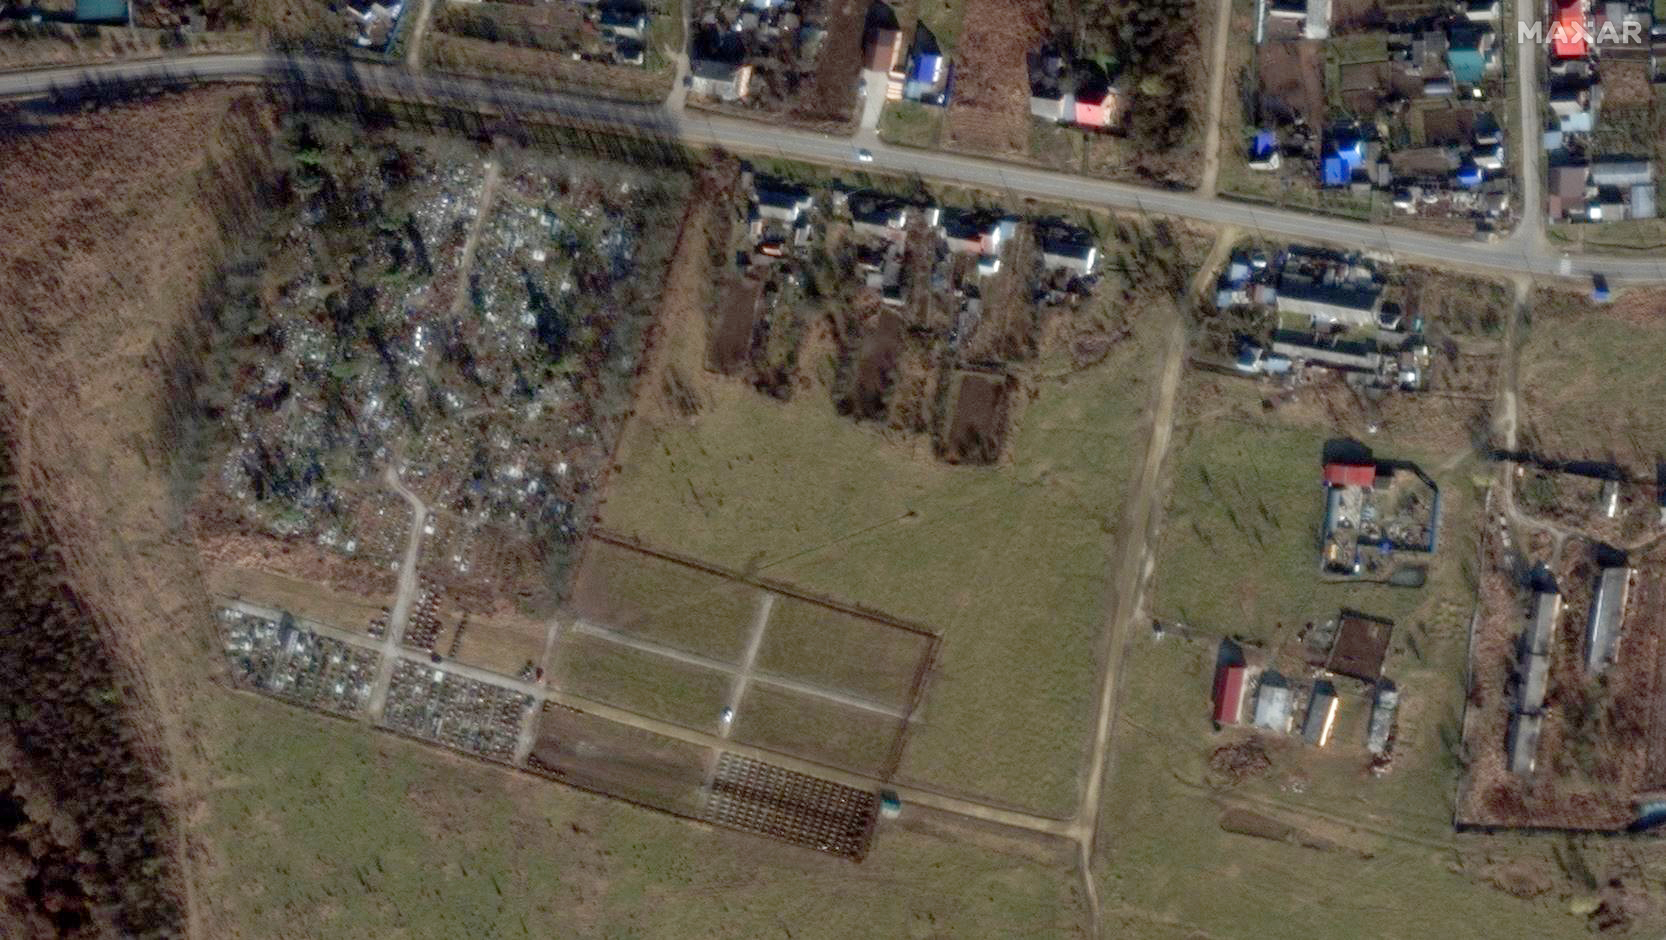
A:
[901,26,951,105]
[1445,26,1497,86]
[1320,133,1367,187]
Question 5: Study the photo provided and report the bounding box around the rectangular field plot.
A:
[705,753,878,860]
[380,661,533,763]
[209,563,392,638]
[219,607,380,717]
[730,685,903,778]
[526,703,714,816]
[570,540,761,661]
[446,611,548,678]
[753,598,934,709]
[553,631,729,732]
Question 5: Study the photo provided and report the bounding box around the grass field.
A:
[199,694,1084,938]
[1152,418,1478,641]
[554,631,731,732]
[878,101,946,149]
[1519,287,1666,472]
[753,597,932,708]
[1092,635,1596,939]
[730,684,902,776]
[570,541,762,661]
[601,289,1167,814]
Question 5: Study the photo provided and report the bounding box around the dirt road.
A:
[1196,0,1236,196]
[403,0,439,71]
[365,463,428,720]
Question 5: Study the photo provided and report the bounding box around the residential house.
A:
[599,4,648,40]
[1547,163,1591,219]
[1445,26,1497,86]
[754,183,813,223]
[1464,0,1500,21]
[1585,566,1631,673]
[902,28,951,105]
[1248,130,1281,170]
[1552,0,1589,59]
[689,58,752,101]
[346,0,402,48]
[1275,270,1384,327]
[866,27,902,73]
[1039,234,1098,276]
[1073,85,1121,129]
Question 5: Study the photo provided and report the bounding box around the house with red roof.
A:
[1213,663,1249,726]
[1552,0,1588,59]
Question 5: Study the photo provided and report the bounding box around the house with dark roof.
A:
[1303,681,1340,747]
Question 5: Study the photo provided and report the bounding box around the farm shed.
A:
[1324,612,1394,682]
[1323,462,1377,488]
[1213,664,1249,726]
[1524,589,1560,656]
[1508,711,1543,775]
[1302,681,1339,747]
[1591,159,1654,188]
[1585,566,1631,674]
[1253,672,1294,733]
[1366,682,1399,755]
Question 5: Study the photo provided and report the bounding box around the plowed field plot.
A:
[220,607,380,717]
[708,275,765,374]
[941,370,1010,464]
[705,752,878,859]
[788,0,865,126]
[943,0,1047,154]
[569,539,761,659]
[527,703,714,816]
[847,310,905,420]
[753,597,934,708]
[380,661,533,762]
[731,685,904,776]
[553,629,731,731]
[206,561,392,636]
[1258,40,1325,130]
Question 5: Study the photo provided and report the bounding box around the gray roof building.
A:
[1302,681,1339,746]
[1508,711,1543,775]
[1591,158,1654,188]
[1366,682,1399,755]
[1586,566,1631,674]
[1525,590,1560,657]
[1253,672,1294,733]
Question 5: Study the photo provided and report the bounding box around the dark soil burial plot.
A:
[941,371,1011,464]
[753,597,933,709]
[527,703,713,816]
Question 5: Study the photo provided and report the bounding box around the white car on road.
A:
[854,148,874,164]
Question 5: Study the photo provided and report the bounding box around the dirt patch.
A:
[708,275,766,374]
[787,0,866,127]
[940,371,1011,464]
[943,0,1048,154]
[1258,40,1325,131]
[843,310,906,421]
[527,703,714,816]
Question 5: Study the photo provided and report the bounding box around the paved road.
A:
[7,53,1666,285]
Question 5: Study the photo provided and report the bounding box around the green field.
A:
[753,597,932,708]
[731,684,902,776]
[601,316,1166,814]
[1092,636,1596,939]
[201,694,1084,938]
[555,631,731,731]
[1519,288,1666,471]
[571,541,762,661]
[878,101,945,149]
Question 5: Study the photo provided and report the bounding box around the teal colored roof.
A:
[75,0,127,21]
[1447,48,1485,85]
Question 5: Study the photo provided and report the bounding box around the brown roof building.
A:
[866,28,902,72]
[1325,611,1394,682]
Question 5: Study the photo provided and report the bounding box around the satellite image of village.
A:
[1,0,1666,934]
